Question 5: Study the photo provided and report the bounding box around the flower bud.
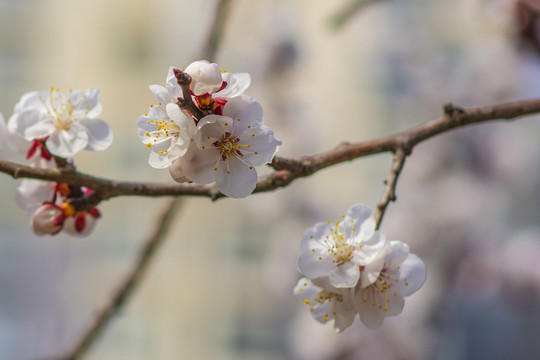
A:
[63,208,101,236]
[30,203,65,236]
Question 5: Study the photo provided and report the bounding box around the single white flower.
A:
[137,101,196,168]
[173,95,281,198]
[30,203,66,236]
[356,240,426,329]
[9,87,113,158]
[294,277,357,333]
[298,204,390,288]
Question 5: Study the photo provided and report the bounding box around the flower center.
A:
[328,221,354,264]
[213,132,250,161]
[360,264,401,312]
[145,118,180,151]
[41,87,78,131]
[315,290,343,304]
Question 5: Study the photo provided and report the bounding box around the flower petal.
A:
[180,142,219,184]
[395,253,427,297]
[238,125,281,166]
[223,95,264,135]
[344,204,375,243]
[45,125,89,157]
[217,72,251,97]
[215,156,257,198]
[79,118,113,152]
[329,262,360,288]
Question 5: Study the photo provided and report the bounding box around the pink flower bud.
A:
[30,203,65,236]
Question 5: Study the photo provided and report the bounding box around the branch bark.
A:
[4,99,540,202]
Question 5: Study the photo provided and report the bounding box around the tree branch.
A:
[4,99,540,201]
[328,0,389,30]
[199,0,235,61]
[374,148,407,229]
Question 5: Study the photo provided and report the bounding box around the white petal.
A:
[13,91,48,113]
[185,61,222,95]
[148,150,171,169]
[300,222,332,253]
[357,296,385,330]
[222,95,264,135]
[293,277,321,300]
[298,250,336,279]
[79,88,102,117]
[395,253,426,296]
[180,142,219,184]
[333,313,355,333]
[23,117,55,140]
[238,125,281,166]
[165,103,196,137]
[329,262,360,288]
[215,156,257,198]
[384,292,405,316]
[386,240,410,266]
[169,158,190,183]
[46,125,89,157]
[165,66,179,87]
[79,118,113,152]
[15,179,55,212]
[217,72,251,97]
[344,204,375,242]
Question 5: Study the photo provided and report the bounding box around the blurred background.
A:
[1,0,540,359]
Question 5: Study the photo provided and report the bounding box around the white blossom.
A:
[356,240,426,329]
[294,277,356,333]
[170,95,281,198]
[9,87,113,158]
[137,101,195,168]
[297,204,390,288]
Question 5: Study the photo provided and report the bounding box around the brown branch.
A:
[374,148,407,229]
[54,198,183,360]
[174,69,205,120]
[199,0,235,61]
[3,98,540,202]
[328,0,389,30]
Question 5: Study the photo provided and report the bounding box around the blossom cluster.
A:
[0,88,112,236]
[294,204,426,332]
[137,60,281,198]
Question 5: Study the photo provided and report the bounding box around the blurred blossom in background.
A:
[1,0,540,359]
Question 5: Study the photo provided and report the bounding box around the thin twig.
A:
[199,0,235,61]
[328,0,388,30]
[374,148,407,229]
[59,198,183,360]
[3,98,540,201]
